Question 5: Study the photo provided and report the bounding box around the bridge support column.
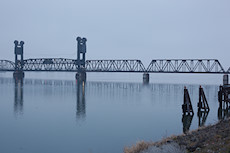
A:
[223,74,229,86]
[76,37,87,82]
[143,73,149,84]
[13,71,25,80]
[13,40,24,80]
[76,72,86,82]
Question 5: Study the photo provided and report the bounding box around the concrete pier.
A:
[143,73,149,84]
[76,72,86,82]
[13,71,24,80]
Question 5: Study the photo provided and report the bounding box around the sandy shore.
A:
[124,118,230,153]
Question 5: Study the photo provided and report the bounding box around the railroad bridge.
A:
[0,37,229,83]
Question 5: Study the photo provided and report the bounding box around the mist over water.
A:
[0,72,224,84]
[0,73,221,153]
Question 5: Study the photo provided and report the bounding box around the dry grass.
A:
[124,118,230,153]
[124,135,179,153]
[124,141,153,153]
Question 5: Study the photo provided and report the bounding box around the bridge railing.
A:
[146,59,225,73]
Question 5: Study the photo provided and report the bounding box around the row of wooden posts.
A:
[182,86,210,115]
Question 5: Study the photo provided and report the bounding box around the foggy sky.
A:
[0,0,230,69]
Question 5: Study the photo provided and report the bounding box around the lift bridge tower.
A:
[13,40,25,79]
[75,37,87,81]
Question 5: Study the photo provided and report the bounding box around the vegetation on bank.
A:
[124,118,230,153]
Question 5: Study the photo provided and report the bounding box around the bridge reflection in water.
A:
[0,77,222,133]
[76,81,86,120]
[14,78,23,116]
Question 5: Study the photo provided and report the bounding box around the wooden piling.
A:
[182,87,194,115]
[198,86,210,112]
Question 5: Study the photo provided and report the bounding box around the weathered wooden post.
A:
[218,86,223,109]
[182,86,194,115]
[197,86,210,112]
[223,74,229,86]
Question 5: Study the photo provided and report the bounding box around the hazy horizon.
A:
[1,0,230,69]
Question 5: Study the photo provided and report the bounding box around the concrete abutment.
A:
[143,73,149,84]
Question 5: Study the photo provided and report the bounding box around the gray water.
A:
[0,75,221,153]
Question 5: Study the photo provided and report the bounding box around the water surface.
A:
[0,76,221,153]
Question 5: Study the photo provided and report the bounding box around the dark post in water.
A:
[182,86,194,133]
[197,86,209,127]
[13,40,25,79]
[182,87,194,115]
[218,75,230,117]
[197,86,210,112]
[76,37,87,81]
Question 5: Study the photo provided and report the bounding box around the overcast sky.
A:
[0,0,230,69]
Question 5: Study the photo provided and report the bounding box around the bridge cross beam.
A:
[13,40,25,79]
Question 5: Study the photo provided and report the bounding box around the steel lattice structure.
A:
[227,67,230,73]
[18,59,146,72]
[0,58,229,74]
[146,59,225,73]
[23,58,78,71]
[0,60,15,71]
[85,60,146,72]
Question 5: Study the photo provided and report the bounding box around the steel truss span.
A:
[147,59,225,73]
[23,58,78,71]
[22,59,146,72]
[227,67,230,73]
[0,58,229,74]
[0,60,15,71]
[85,60,146,72]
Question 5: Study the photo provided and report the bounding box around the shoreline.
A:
[124,118,230,153]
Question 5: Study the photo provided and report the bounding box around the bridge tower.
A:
[75,37,87,81]
[13,40,25,79]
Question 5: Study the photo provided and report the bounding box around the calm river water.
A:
[0,73,222,153]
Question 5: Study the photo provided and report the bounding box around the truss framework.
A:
[0,60,15,71]
[85,60,146,72]
[0,58,228,74]
[147,59,225,73]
